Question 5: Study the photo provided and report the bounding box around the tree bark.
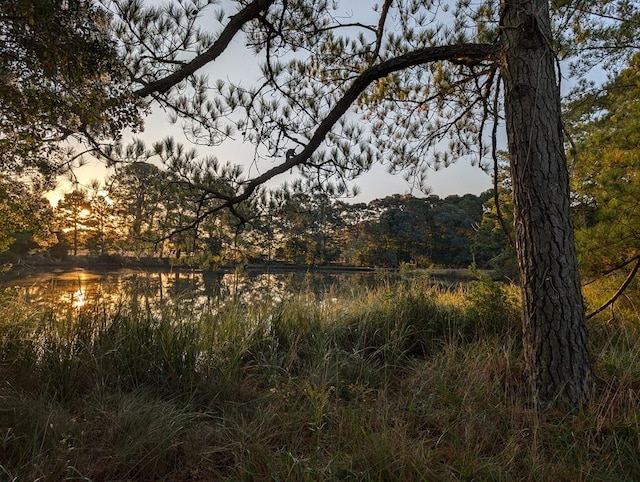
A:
[500,0,592,405]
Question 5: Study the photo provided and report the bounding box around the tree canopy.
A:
[0,0,142,181]
[568,54,640,274]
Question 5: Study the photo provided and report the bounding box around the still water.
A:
[0,268,392,313]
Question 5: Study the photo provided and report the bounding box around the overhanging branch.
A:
[134,0,275,97]
[143,42,498,235]
[228,43,499,205]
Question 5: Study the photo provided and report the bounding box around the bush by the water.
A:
[1,278,639,480]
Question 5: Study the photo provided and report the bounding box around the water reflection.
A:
[1,268,386,315]
[70,288,86,309]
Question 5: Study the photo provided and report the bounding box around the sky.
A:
[46,1,496,205]
[47,127,494,207]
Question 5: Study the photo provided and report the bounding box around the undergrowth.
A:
[0,277,639,480]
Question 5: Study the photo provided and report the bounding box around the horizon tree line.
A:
[29,179,501,270]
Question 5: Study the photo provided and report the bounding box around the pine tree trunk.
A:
[500,0,592,405]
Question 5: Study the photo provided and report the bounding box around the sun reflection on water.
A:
[5,268,383,317]
[70,288,86,308]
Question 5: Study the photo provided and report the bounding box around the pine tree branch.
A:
[156,43,498,234]
[227,43,498,205]
[134,0,275,97]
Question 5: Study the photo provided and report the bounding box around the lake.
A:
[0,267,389,312]
[0,266,481,316]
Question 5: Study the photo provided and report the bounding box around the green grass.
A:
[1,278,639,480]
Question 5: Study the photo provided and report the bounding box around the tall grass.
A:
[0,277,639,480]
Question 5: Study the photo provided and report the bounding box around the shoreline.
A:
[1,255,496,284]
[0,255,375,280]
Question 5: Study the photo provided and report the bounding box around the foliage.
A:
[472,165,517,278]
[0,176,54,256]
[272,190,342,265]
[0,0,143,181]
[347,193,490,268]
[107,161,168,255]
[47,177,495,268]
[554,0,640,75]
[55,189,92,256]
[566,54,640,275]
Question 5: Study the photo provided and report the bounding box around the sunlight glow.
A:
[71,288,86,308]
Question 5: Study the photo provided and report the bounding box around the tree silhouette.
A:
[56,189,91,256]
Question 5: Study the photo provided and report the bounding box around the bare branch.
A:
[586,256,640,319]
[372,0,393,61]
[318,22,377,34]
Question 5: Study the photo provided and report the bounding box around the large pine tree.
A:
[121,0,602,405]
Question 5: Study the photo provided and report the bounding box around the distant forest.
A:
[2,172,511,270]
